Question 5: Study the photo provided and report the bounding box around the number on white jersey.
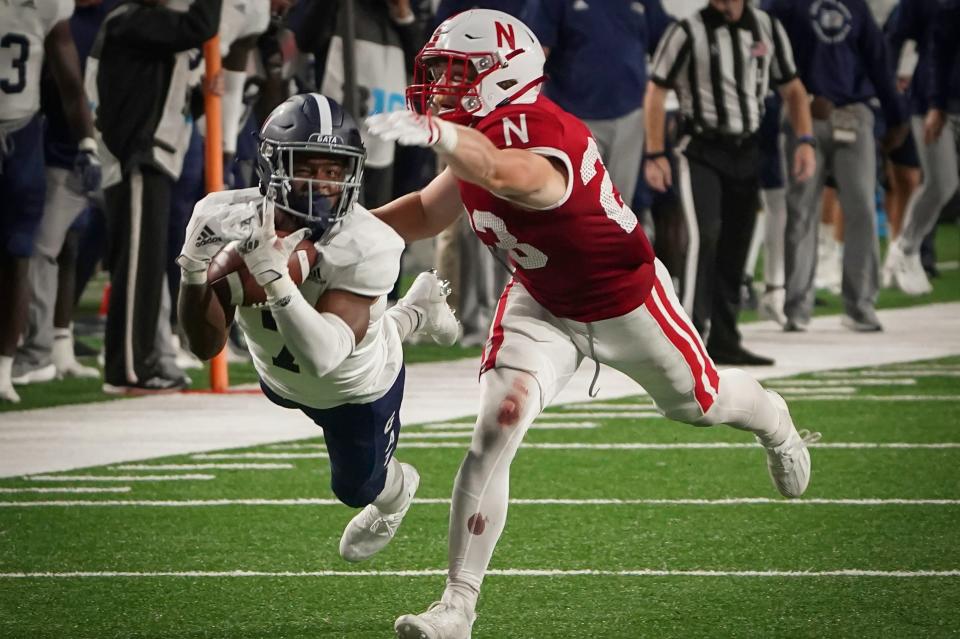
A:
[261,309,300,374]
[1,33,30,94]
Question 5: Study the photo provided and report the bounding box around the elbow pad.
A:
[269,289,356,377]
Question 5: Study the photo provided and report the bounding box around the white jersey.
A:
[218,0,270,56]
[236,201,406,410]
[0,0,73,121]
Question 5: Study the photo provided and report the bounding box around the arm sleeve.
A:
[859,8,908,125]
[769,17,798,85]
[109,0,222,54]
[649,21,690,88]
[268,285,357,378]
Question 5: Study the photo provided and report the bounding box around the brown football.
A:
[207,237,319,307]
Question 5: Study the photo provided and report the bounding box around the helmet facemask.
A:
[407,52,501,124]
[258,141,365,241]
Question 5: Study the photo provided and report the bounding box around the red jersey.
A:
[458,96,656,323]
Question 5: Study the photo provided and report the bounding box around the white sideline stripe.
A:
[821,370,960,378]
[24,474,215,482]
[560,403,654,411]
[775,387,857,395]
[766,379,917,387]
[787,395,960,401]
[194,453,329,459]
[0,487,132,494]
[401,432,473,439]
[1,568,957,579]
[539,412,662,419]
[3,497,959,508]
[110,464,294,470]
[937,260,959,270]
[422,422,600,431]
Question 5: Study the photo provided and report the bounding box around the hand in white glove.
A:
[232,198,311,300]
[177,189,263,282]
[365,110,458,153]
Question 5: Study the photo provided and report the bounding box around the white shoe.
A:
[395,602,475,639]
[339,463,420,562]
[11,363,57,385]
[758,287,787,327]
[0,381,20,403]
[56,359,100,380]
[758,391,820,498]
[172,335,204,370]
[885,241,932,296]
[398,270,462,346]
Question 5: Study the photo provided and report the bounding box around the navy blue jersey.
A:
[763,0,907,125]
[884,0,938,115]
[930,0,960,112]
[528,0,672,120]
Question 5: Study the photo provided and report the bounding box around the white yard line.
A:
[772,387,858,395]
[556,403,655,411]
[821,370,960,378]
[3,497,959,508]
[421,422,600,431]
[1,568,957,579]
[765,379,917,386]
[786,395,960,401]
[193,453,328,460]
[110,464,294,470]
[23,474,215,482]
[0,487,132,494]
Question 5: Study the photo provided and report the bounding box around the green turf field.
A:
[2,357,958,638]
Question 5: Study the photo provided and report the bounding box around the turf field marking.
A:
[559,403,655,411]
[110,464,294,470]
[400,432,475,439]
[785,395,960,401]
[422,422,600,431]
[193,452,329,459]
[771,387,857,395]
[1,569,957,578]
[821,370,960,378]
[23,474,216,482]
[766,378,917,387]
[3,497,959,508]
[537,411,662,419]
[0,487,132,494]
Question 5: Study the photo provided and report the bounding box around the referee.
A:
[644,0,815,366]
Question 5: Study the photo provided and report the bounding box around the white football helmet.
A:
[407,9,546,124]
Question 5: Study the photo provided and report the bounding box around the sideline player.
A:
[0,0,100,402]
[367,10,820,638]
[177,93,460,562]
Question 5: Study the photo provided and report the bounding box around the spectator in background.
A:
[292,0,425,208]
[527,0,672,213]
[0,0,100,403]
[13,0,113,387]
[885,0,956,295]
[645,0,815,366]
[765,0,909,333]
[88,0,221,394]
[928,0,960,131]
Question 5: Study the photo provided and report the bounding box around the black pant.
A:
[683,136,760,354]
[103,165,172,385]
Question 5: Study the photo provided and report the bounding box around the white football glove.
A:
[365,110,458,153]
[230,198,311,301]
[177,189,262,284]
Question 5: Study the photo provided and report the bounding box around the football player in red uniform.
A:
[368,10,820,639]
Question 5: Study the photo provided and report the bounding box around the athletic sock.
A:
[372,457,407,514]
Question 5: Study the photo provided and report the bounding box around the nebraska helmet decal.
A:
[407,9,547,124]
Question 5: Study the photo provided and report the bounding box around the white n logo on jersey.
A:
[501,115,529,147]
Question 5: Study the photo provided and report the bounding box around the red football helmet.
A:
[407,9,546,125]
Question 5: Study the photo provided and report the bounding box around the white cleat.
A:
[0,381,20,403]
[884,241,932,296]
[398,270,462,346]
[758,391,820,498]
[339,463,420,562]
[56,359,100,380]
[395,602,475,639]
[758,287,787,327]
[11,363,57,385]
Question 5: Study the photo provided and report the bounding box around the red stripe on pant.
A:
[480,279,516,375]
[651,277,721,392]
[644,283,716,414]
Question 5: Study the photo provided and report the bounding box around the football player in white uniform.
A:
[177,93,460,561]
[1,0,100,402]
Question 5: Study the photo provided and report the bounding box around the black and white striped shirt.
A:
[649,4,797,136]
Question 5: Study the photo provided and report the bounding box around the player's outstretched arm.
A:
[373,169,464,242]
[367,111,567,210]
[178,282,235,361]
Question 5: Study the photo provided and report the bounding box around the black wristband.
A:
[796,135,817,149]
[644,150,669,160]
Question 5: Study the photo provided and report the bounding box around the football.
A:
[207,237,319,307]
